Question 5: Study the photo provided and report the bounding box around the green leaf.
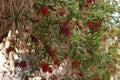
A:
[3,16,16,20]
[30,18,39,23]
[70,34,79,43]
[15,18,18,29]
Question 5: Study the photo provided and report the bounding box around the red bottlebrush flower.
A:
[95,30,100,33]
[50,49,57,57]
[86,0,92,3]
[54,58,60,66]
[21,61,27,68]
[30,34,34,38]
[79,71,84,77]
[88,21,95,29]
[86,0,96,3]
[41,62,49,72]
[96,22,102,27]
[93,76,99,80]
[30,34,36,39]
[48,67,53,73]
[40,6,49,16]
[72,60,79,69]
[60,22,72,37]
[45,45,57,57]
[6,47,13,54]
[14,61,19,67]
[86,0,96,7]
[30,34,37,42]
[48,49,57,57]
[6,47,13,53]
[59,9,65,16]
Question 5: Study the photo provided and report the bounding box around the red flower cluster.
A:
[86,0,92,3]
[14,61,19,67]
[60,21,72,37]
[59,9,66,16]
[30,34,34,39]
[41,61,53,73]
[86,0,96,4]
[79,71,84,77]
[14,60,27,68]
[93,76,99,80]
[88,21,102,29]
[45,45,60,66]
[88,21,95,29]
[40,6,49,16]
[21,61,27,68]
[96,22,102,27]
[53,58,60,66]
[48,67,53,73]
[6,47,13,54]
[30,34,37,42]
[48,49,57,57]
[45,45,57,57]
[41,62,49,72]
[72,60,79,69]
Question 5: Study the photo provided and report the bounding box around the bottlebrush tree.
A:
[4,0,120,80]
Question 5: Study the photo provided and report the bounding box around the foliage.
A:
[4,0,120,80]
